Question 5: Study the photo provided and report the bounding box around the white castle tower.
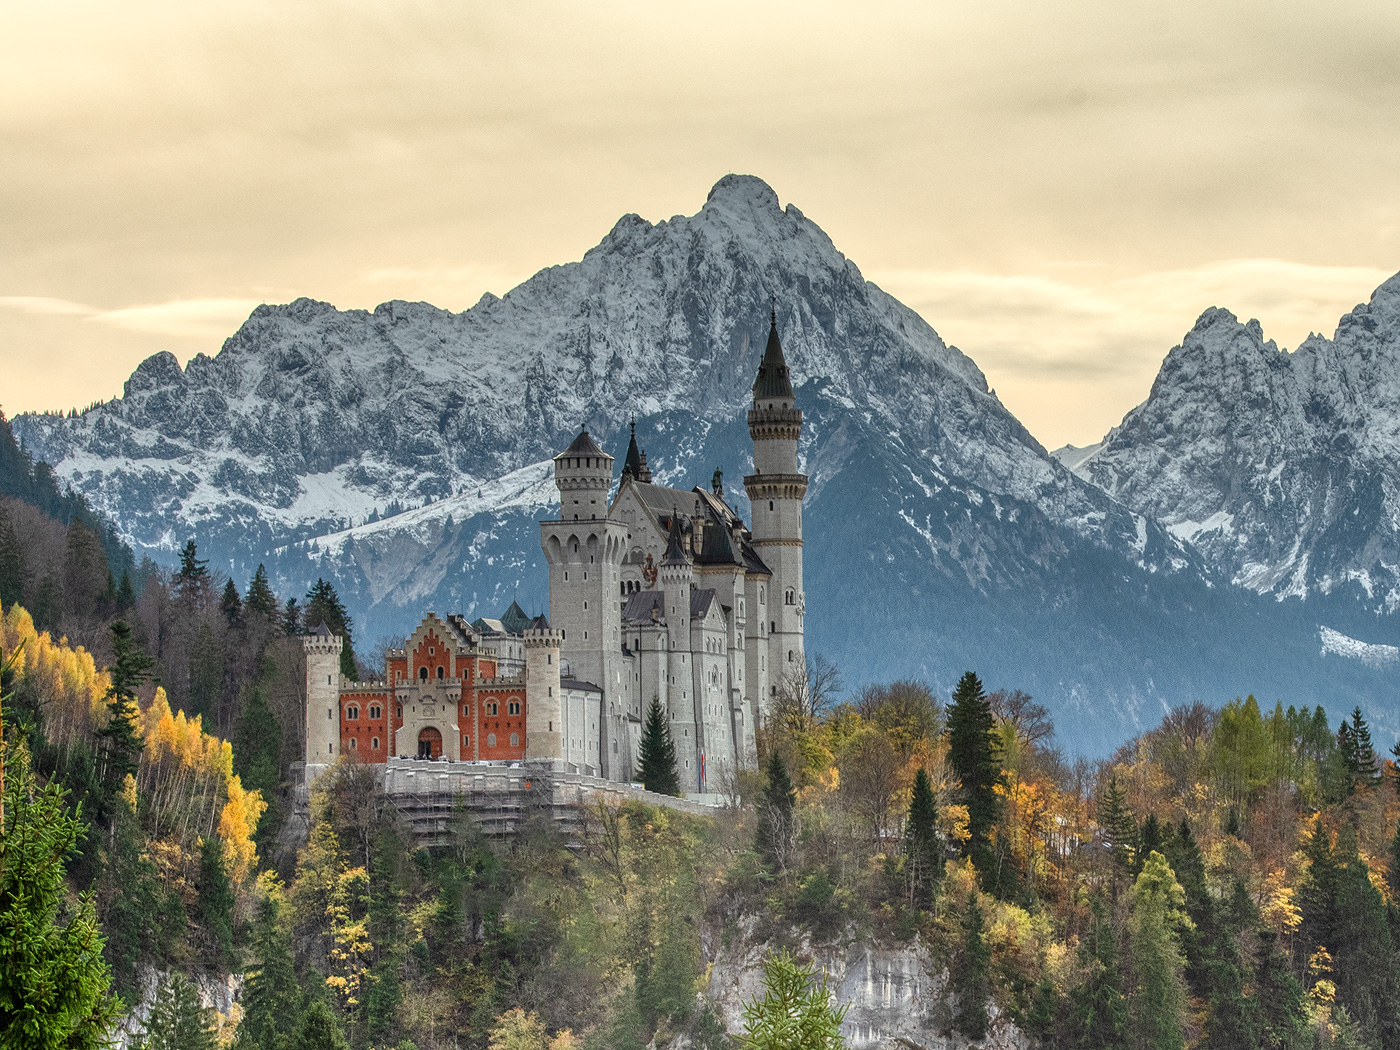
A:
[539,428,630,780]
[744,308,807,718]
[303,627,344,780]
[523,623,564,766]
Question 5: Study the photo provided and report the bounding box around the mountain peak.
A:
[704,174,782,214]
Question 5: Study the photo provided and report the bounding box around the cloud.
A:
[0,295,95,317]
[89,298,261,339]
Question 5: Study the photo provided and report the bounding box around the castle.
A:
[303,311,807,793]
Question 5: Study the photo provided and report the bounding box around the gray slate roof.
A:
[557,428,609,461]
[753,312,795,400]
[690,588,718,619]
[622,589,666,625]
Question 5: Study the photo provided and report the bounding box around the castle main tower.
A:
[539,428,630,779]
[744,309,807,719]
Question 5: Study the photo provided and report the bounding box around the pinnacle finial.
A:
[771,295,776,326]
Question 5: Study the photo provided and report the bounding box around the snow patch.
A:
[1319,626,1399,668]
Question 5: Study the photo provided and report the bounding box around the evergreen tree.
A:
[1099,776,1136,874]
[1338,707,1382,794]
[1298,819,1340,967]
[1328,826,1399,1047]
[174,540,210,604]
[187,621,224,722]
[101,785,175,996]
[94,621,151,823]
[0,744,119,1050]
[282,596,301,635]
[297,1000,349,1050]
[738,948,847,1050]
[233,685,283,847]
[197,835,235,970]
[1254,932,1307,1050]
[903,766,942,908]
[221,578,243,626]
[0,506,24,609]
[1200,881,1259,1050]
[756,752,797,873]
[115,571,134,611]
[1137,813,1163,871]
[945,671,1002,884]
[1127,851,1191,1050]
[135,974,217,1050]
[366,826,407,1048]
[246,564,278,618]
[235,891,302,1050]
[953,890,992,1041]
[304,579,358,680]
[636,696,681,796]
[1067,895,1128,1050]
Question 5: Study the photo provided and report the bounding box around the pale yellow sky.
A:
[3,0,1398,449]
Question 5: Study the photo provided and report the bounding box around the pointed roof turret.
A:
[661,508,690,566]
[621,418,644,481]
[558,427,607,460]
[752,306,795,401]
[501,600,532,635]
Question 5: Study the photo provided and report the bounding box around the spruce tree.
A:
[187,621,224,722]
[953,890,992,1041]
[135,974,217,1050]
[221,578,243,626]
[1254,932,1307,1050]
[0,744,119,1050]
[1068,895,1128,1050]
[246,564,278,619]
[1339,707,1382,793]
[235,891,302,1050]
[304,579,358,680]
[297,1000,349,1050]
[282,597,301,635]
[756,752,797,873]
[945,671,1002,883]
[1127,851,1191,1050]
[94,620,151,823]
[1099,776,1136,873]
[903,766,942,908]
[174,540,210,604]
[0,506,23,609]
[636,696,681,796]
[233,686,283,846]
[197,836,235,970]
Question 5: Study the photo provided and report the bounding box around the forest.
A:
[3,406,1400,1050]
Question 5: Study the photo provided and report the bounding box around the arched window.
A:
[396,705,402,719]
[759,586,764,603]
[418,666,428,680]
[771,620,776,633]
[436,665,445,679]
[487,733,497,747]
[788,650,794,662]
[463,734,470,748]
[510,733,519,747]
[462,704,470,716]
[346,705,359,720]
[486,701,499,715]
[785,589,794,605]
[371,736,379,749]
[349,737,357,750]
[369,705,381,719]
[508,700,521,715]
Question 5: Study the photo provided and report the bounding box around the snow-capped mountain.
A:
[1061,274,1400,609]
[17,177,1398,751]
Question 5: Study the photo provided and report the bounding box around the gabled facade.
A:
[305,311,806,794]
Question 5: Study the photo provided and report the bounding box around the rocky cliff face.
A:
[1063,274,1400,609]
[16,178,1400,751]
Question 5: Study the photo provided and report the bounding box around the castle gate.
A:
[417,727,443,759]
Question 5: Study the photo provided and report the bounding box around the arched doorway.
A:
[417,726,442,759]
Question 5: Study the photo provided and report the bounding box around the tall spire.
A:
[621,417,644,481]
[753,307,795,401]
[661,509,690,565]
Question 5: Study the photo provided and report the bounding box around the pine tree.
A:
[756,752,797,873]
[1127,851,1191,1050]
[738,948,847,1050]
[282,597,301,635]
[233,686,283,847]
[903,766,942,908]
[304,579,358,680]
[1338,707,1382,793]
[187,621,224,722]
[1099,776,1136,873]
[94,621,151,823]
[0,743,119,1050]
[221,578,243,626]
[246,564,278,618]
[1254,932,1307,1050]
[135,973,217,1050]
[197,836,235,970]
[235,890,302,1050]
[953,890,992,1041]
[174,540,210,604]
[945,671,1002,884]
[636,696,681,796]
